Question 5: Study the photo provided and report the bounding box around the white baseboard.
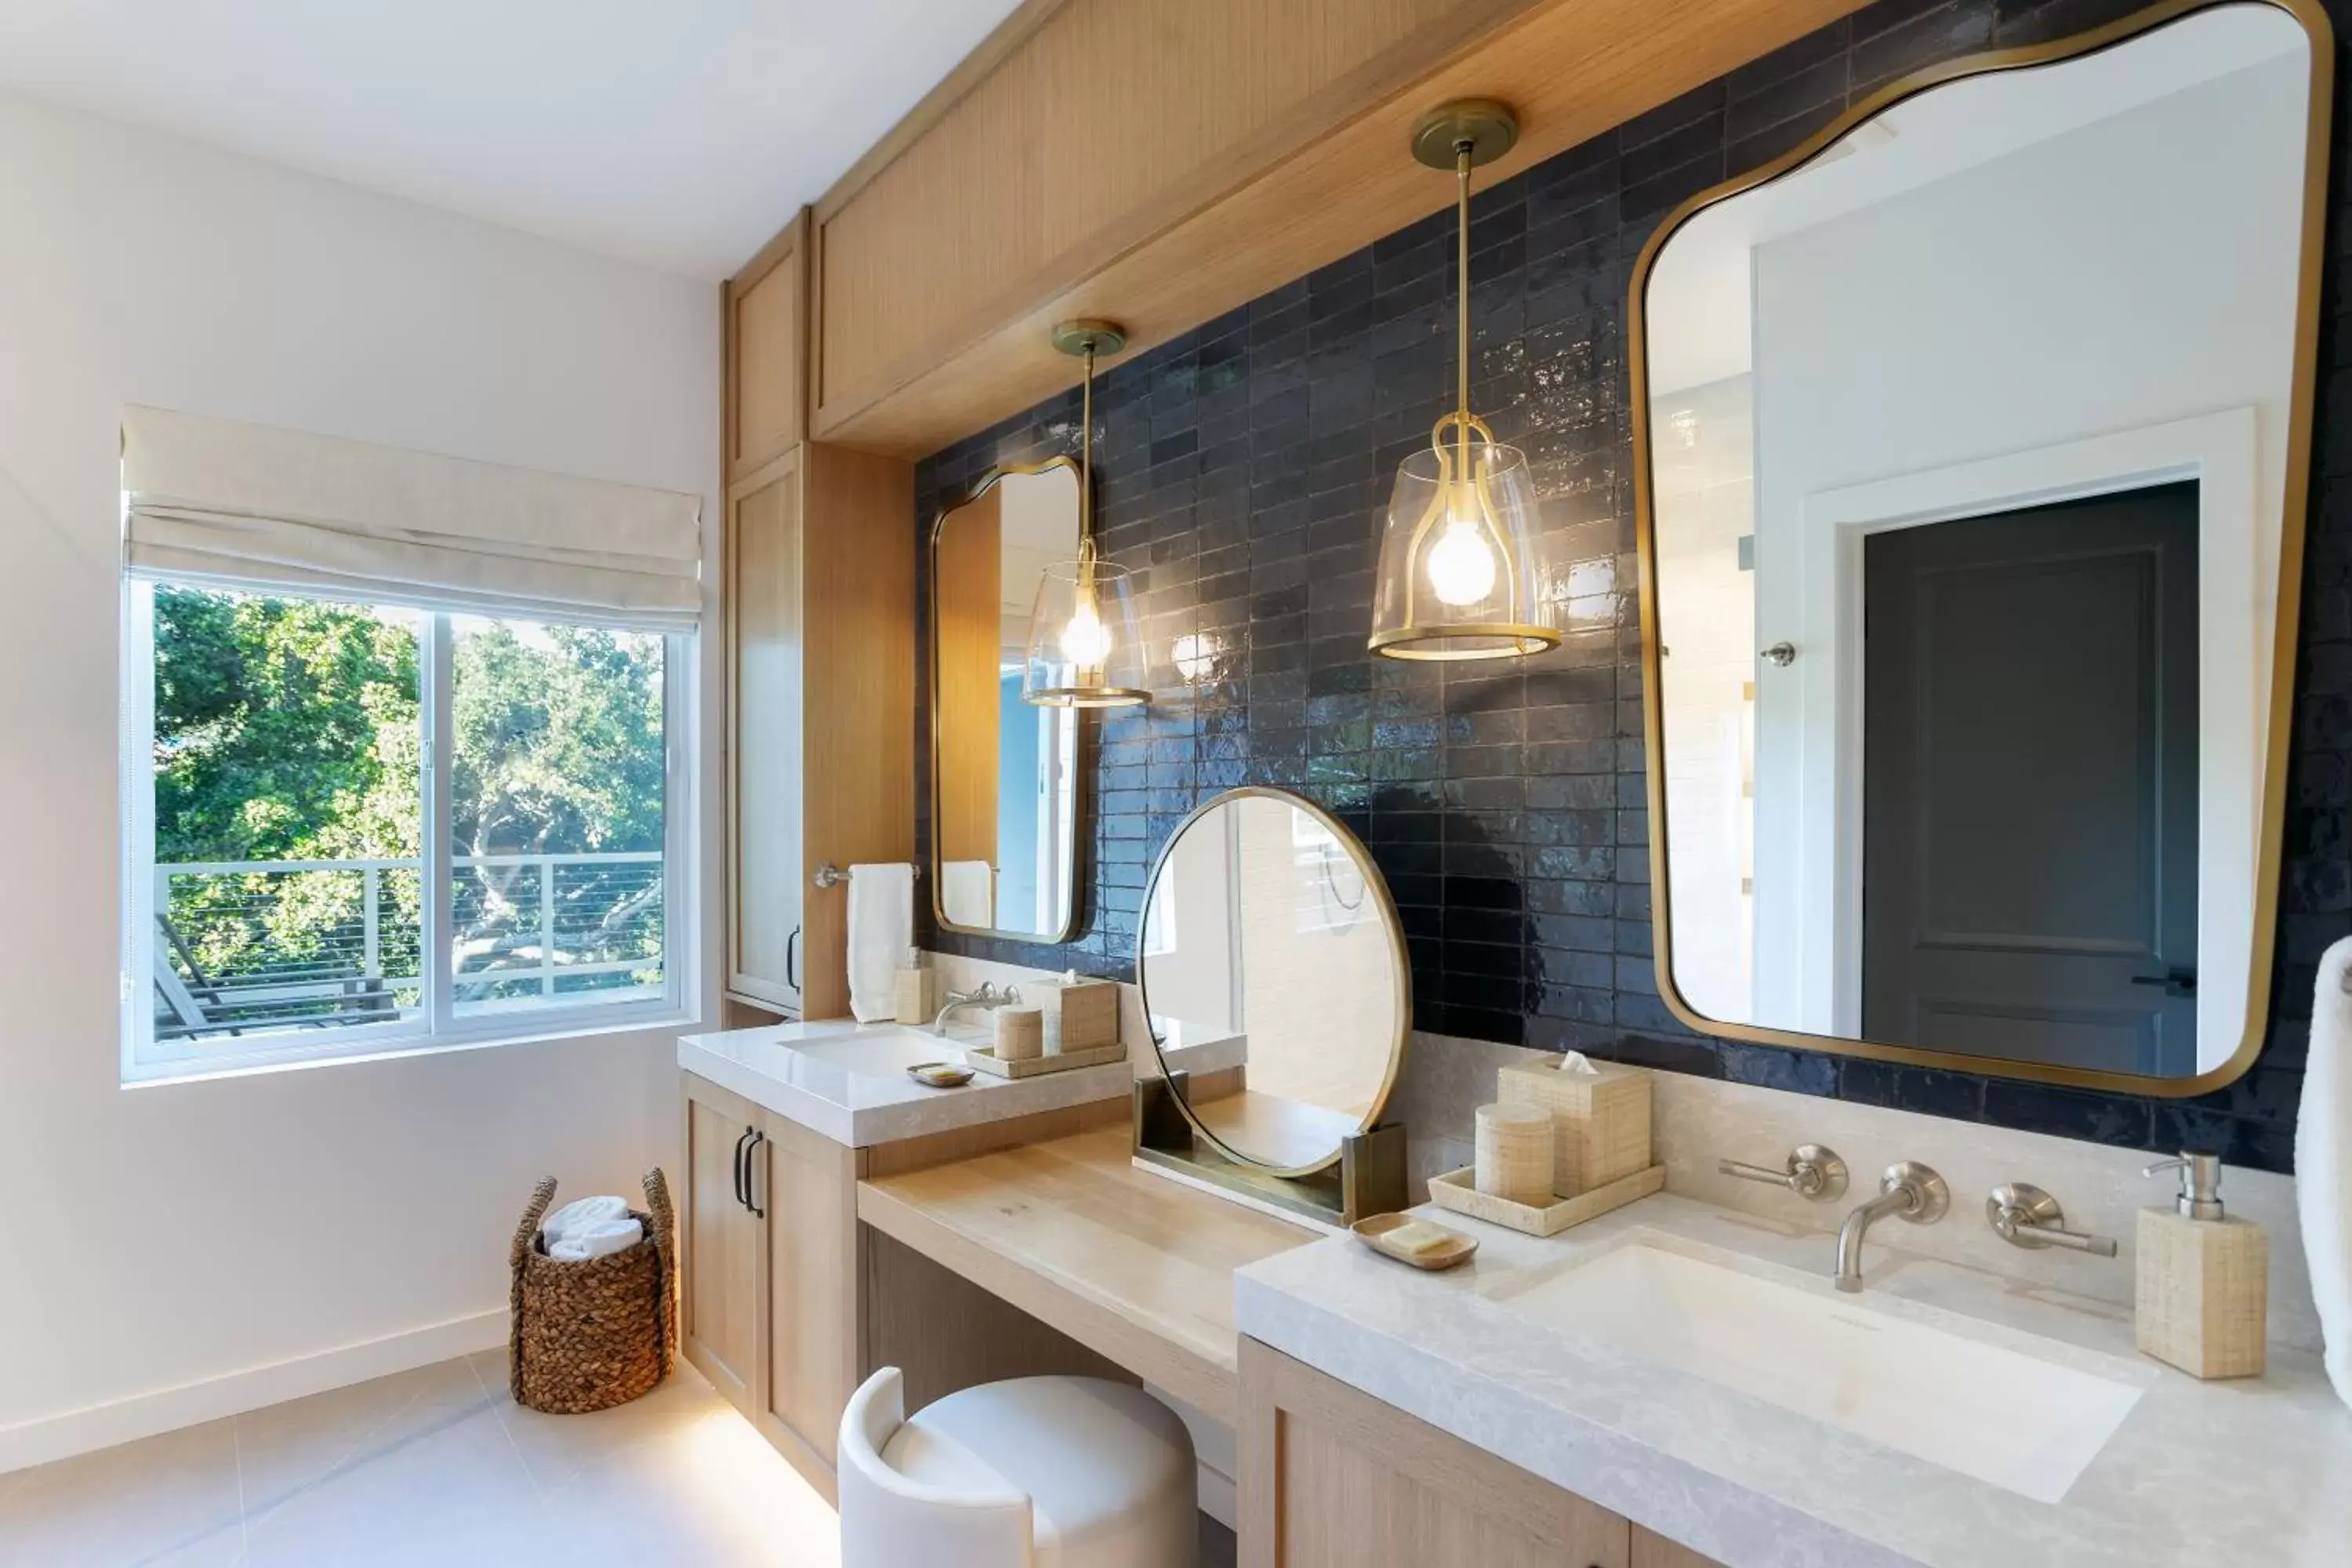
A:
[0,1309,508,1476]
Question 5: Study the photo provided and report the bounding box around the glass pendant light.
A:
[1024,320,1149,707]
[1369,101,1563,662]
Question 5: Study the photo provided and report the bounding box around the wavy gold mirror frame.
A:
[1628,0,2334,1098]
[927,454,1087,944]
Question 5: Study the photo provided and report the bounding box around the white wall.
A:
[0,89,719,1465]
[1743,50,2305,1058]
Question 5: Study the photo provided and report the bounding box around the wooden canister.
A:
[993,1007,1044,1062]
[1474,1103,1555,1207]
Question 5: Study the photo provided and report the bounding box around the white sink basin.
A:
[1495,1236,2147,1503]
[787,1029,964,1076]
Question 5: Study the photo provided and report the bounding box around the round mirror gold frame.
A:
[1138,786,1412,1178]
[1628,0,2334,1099]
[927,455,1087,945]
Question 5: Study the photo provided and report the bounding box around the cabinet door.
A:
[681,1083,764,1413]
[1240,1338,1630,1568]
[727,451,804,1011]
[1633,1526,1724,1568]
[754,1110,859,1497]
[728,215,806,483]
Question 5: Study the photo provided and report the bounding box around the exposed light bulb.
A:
[1060,600,1112,667]
[1425,510,1497,607]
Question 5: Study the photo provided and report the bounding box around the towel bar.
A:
[813,862,924,888]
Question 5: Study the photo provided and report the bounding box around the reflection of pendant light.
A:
[1024,319,1149,707]
[1369,100,1562,662]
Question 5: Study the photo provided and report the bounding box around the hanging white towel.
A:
[848,863,915,1023]
[541,1194,630,1244]
[2304,938,2352,1410]
[941,860,994,928]
[548,1217,644,1261]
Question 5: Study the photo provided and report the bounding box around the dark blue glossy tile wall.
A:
[912,0,2349,1174]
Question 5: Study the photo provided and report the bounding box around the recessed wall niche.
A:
[913,0,2345,1173]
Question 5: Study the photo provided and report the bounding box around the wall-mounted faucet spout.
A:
[1833,1162,1949,1292]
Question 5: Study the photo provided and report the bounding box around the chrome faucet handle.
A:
[1985,1183,2118,1256]
[1718,1143,1850,1201]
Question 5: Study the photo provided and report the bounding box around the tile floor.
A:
[0,1353,1240,1566]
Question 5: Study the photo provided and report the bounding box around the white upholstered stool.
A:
[839,1367,1198,1568]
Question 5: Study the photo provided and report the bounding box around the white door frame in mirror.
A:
[1741,410,2259,1072]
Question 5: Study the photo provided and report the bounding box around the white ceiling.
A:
[0,0,1028,280]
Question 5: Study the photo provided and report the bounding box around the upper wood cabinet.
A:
[728,213,809,484]
[804,0,1868,456]
[724,210,913,1022]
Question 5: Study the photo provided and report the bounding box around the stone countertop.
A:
[1235,1192,2352,1568]
[677,1018,1131,1147]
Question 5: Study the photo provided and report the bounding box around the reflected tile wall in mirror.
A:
[913,0,2347,1172]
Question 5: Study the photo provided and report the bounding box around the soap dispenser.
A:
[2136,1152,2267,1379]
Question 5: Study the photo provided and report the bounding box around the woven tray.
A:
[1425,1162,1664,1237]
[965,1041,1127,1078]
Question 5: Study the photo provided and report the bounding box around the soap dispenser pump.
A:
[2136,1150,2267,1379]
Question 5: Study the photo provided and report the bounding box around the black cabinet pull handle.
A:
[744,1131,766,1219]
[786,927,800,993]
[731,1126,752,1210]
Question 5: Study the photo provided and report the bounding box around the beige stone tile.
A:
[234,1356,498,1521]
[237,1396,538,1567]
[531,1396,840,1568]
[488,1359,739,1493]
[0,1417,244,1568]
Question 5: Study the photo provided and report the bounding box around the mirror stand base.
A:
[1131,1076,1409,1230]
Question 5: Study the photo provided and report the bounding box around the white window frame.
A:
[120,577,695,1083]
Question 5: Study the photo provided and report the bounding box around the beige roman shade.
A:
[122,406,702,630]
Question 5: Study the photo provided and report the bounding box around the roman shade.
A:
[122,406,702,630]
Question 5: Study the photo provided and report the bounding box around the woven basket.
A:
[508,1169,676,1414]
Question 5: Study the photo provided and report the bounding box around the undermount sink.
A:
[1495,1236,2148,1504]
[786,1028,965,1076]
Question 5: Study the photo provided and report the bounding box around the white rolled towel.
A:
[548,1218,644,1261]
[542,1194,631,1244]
[2305,938,2352,1410]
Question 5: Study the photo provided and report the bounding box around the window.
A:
[125,581,688,1079]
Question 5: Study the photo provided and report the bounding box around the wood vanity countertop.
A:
[856,1123,1316,1425]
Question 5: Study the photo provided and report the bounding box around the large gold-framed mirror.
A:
[1633,0,2331,1097]
[929,459,1084,942]
[1138,787,1410,1178]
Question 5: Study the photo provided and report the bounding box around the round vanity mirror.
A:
[1138,787,1410,1176]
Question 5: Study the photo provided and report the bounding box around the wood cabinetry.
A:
[751,1109,860,1479]
[722,220,914,1018]
[680,1073,862,1500]
[681,1076,768,1412]
[803,0,1867,456]
[1237,1338,1722,1568]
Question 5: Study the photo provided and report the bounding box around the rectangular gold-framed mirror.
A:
[1632,0,2332,1096]
[928,458,1084,942]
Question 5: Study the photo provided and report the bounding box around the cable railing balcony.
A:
[153,851,664,1042]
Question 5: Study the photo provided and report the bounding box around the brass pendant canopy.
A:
[1023,319,1149,707]
[1371,100,1562,662]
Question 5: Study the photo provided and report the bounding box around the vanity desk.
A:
[857,1120,1314,1428]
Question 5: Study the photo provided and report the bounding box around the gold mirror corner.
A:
[927,455,1087,945]
[1135,786,1413,1179]
[1628,0,2333,1099]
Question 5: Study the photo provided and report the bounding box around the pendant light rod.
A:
[1449,138,1468,432]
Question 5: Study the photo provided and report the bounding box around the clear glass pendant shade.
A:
[1370,417,1562,659]
[1022,539,1149,706]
